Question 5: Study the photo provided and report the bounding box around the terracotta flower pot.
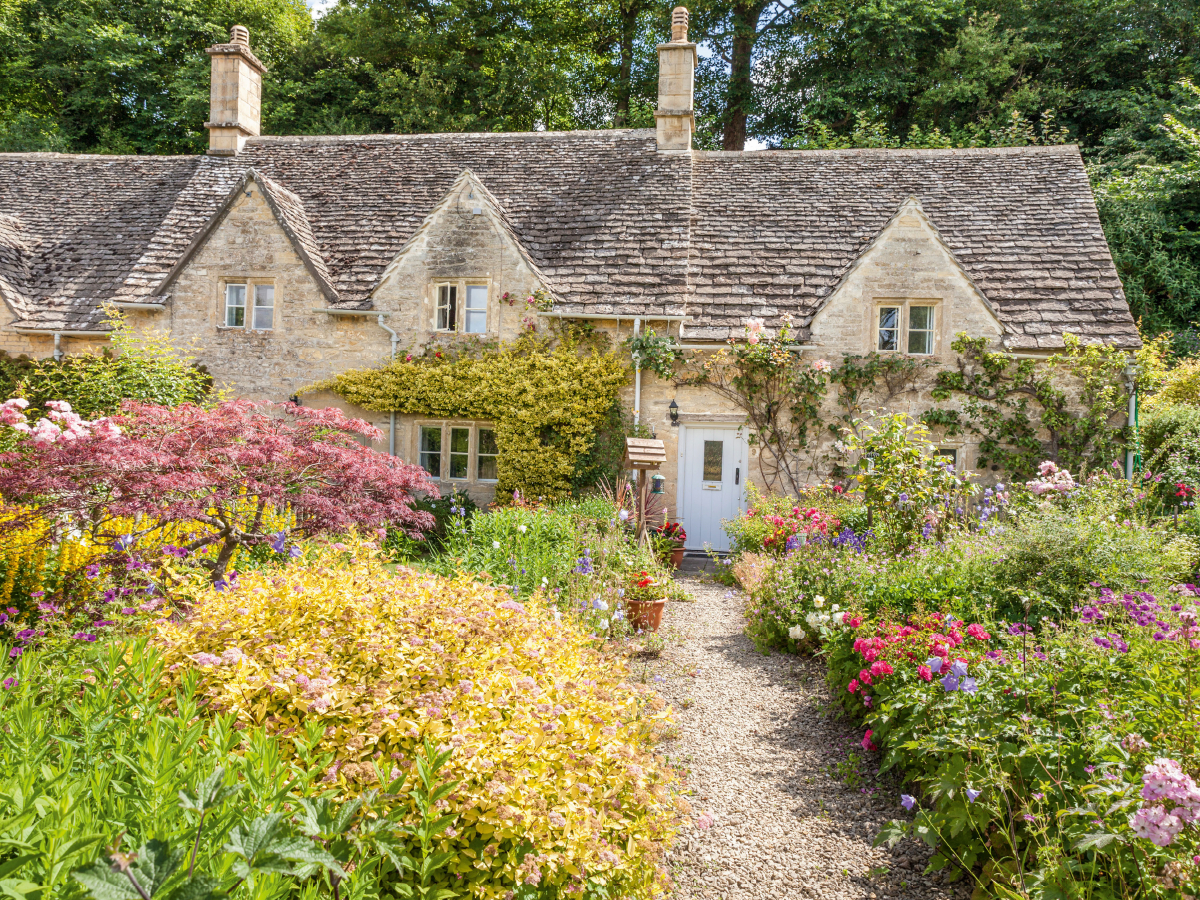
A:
[626,598,666,632]
[669,546,685,569]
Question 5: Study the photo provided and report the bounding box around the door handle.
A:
[735,467,740,485]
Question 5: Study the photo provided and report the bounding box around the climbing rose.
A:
[861,730,877,752]
[917,665,933,682]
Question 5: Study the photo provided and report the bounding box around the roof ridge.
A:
[693,144,1081,158]
[245,128,656,145]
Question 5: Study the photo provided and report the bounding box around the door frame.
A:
[676,424,749,551]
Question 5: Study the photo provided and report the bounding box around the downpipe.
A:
[377,315,399,457]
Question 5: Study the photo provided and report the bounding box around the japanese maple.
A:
[0,399,437,579]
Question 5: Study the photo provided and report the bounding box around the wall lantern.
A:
[288,394,302,406]
[650,473,666,494]
[668,399,679,426]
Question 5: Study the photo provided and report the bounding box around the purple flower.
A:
[1,676,16,690]
[72,633,97,642]
[270,530,288,554]
[960,677,978,694]
[1093,636,1112,650]
[965,787,981,803]
[8,647,22,658]
[941,673,960,692]
[925,656,943,674]
[898,492,909,504]
[115,534,135,552]
[289,546,302,558]
[901,794,916,810]
[949,659,968,679]
[84,563,101,579]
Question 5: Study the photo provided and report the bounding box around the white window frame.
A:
[875,300,939,356]
[415,422,498,482]
[224,283,246,328]
[252,284,275,331]
[432,280,490,334]
[476,427,498,482]
[221,279,275,332]
[435,283,458,332]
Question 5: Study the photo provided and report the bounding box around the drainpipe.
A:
[632,317,642,427]
[1125,360,1139,481]
[377,315,399,457]
[53,332,63,362]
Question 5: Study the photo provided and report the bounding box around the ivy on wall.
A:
[307,333,627,501]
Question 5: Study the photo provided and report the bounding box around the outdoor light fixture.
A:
[288,394,301,406]
[669,398,679,426]
[650,473,666,494]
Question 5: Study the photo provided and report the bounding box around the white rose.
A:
[813,596,825,607]
[788,625,807,640]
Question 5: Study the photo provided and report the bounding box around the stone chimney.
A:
[655,7,697,151]
[205,25,266,156]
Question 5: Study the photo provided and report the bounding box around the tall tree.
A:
[0,0,312,153]
[690,0,805,149]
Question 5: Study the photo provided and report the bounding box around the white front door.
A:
[678,426,748,552]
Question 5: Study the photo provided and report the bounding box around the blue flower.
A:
[115,534,135,552]
[898,492,909,504]
[270,530,288,554]
[901,794,916,810]
[925,656,943,674]
[949,659,968,679]
[941,673,960,692]
[965,787,981,803]
[960,677,978,694]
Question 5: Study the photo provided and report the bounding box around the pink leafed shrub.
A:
[0,399,438,579]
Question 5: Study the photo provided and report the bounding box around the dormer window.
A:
[434,281,488,334]
[876,301,936,355]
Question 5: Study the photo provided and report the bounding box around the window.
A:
[417,423,497,482]
[463,285,488,334]
[477,428,498,481]
[877,302,937,355]
[419,426,442,478]
[936,447,958,469]
[225,284,246,327]
[908,305,934,355]
[252,285,274,330]
[449,427,470,479]
[436,284,458,331]
[702,440,723,482]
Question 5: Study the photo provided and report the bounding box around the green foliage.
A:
[309,334,627,501]
[679,318,829,494]
[0,639,457,900]
[827,598,1200,897]
[927,333,1132,477]
[624,328,681,381]
[0,0,311,154]
[845,413,975,551]
[0,316,211,418]
[1141,403,1200,497]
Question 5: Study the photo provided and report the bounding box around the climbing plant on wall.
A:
[680,322,1140,490]
[923,333,1135,476]
[307,333,627,501]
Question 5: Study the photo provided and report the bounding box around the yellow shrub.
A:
[1144,358,1200,413]
[0,500,293,615]
[155,541,681,899]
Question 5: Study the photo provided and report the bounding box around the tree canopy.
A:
[0,0,1196,329]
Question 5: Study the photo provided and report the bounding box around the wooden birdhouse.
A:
[624,437,666,470]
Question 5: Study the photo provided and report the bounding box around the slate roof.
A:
[0,133,1138,349]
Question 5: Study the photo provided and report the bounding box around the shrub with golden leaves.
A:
[155,540,681,899]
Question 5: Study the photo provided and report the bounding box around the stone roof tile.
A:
[0,134,1137,348]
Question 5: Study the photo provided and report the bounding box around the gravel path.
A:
[645,578,969,900]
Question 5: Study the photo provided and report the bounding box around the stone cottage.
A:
[0,9,1139,551]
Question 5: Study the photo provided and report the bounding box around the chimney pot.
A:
[671,6,689,42]
[205,24,265,156]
